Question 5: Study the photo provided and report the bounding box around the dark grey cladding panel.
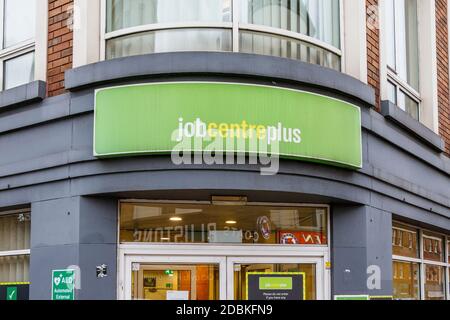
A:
[0,81,46,112]
[381,100,445,152]
[65,52,376,107]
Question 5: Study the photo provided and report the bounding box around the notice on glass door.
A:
[246,272,305,300]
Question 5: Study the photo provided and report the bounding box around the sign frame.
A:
[246,272,306,301]
[94,82,363,169]
[51,269,75,301]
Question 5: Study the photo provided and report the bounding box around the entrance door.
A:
[123,255,227,300]
[227,256,324,300]
[121,251,326,300]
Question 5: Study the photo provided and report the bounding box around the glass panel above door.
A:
[120,202,328,245]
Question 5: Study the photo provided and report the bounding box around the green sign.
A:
[334,295,370,300]
[259,277,293,290]
[94,82,362,169]
[52,269,75,301]
[6,287,17,301]
[247,272,305,300]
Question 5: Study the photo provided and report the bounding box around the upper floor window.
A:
[0,0,36,91]
[384,0,420,120]
[104,0,341,70]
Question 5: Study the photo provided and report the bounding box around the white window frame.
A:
[117,200,331,300]
[0,209,31,285]
[392,221,450,300]
[97,0,343,70]
[379,0,439,132]
[0,0,47,92]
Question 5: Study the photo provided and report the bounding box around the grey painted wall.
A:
[332,205,393,296]
[30,197,117,300]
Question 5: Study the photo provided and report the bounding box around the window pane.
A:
[422,232,444,262]
[385,0,396,69]
[106,28,231,59]
[106,0,231,32]
[392,223,419,258]
[0,213,31,252]
[387,81,397,105]
[240,31,340,71]
[424,265,445,300]
[4,53,35,90]
[448,240,450,263]
[4,0,36,48]
[398,91,419,120]
[0,255,29,283]
[392,261,420,300]
[120,203,328,245]
[403,0,419,90]
[393,0,419,90]
[240,0,340,48]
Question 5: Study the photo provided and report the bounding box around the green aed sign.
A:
[52,269,75,301]
[94,82,362,169]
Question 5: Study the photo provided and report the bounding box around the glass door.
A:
[227,257,324,300]
[123,255,227,300]
[121,252,326,300]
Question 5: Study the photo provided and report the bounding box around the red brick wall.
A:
[436,0,450,155]
[47,0,73,97]
[366,0,381,111]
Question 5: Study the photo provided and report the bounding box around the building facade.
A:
[0,0,449,300]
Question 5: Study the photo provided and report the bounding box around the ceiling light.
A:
[226,220,237,224]
[170,217,183,222]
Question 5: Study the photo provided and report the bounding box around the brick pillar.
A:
[436,0,450,155]
[47,0,74,97]
[366,0,381,111]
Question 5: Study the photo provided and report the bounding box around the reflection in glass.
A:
[106,29,232,59]
[4,0,36,48]
[392,261,419,300]
[240,31,340,70]
[131,264,219,300]
[240,0,340,48]
[107,0,231,32]
[4,53,35,90]
[0,255,30,283]
[392,223,419,258]
[120,203,328,245]
[424,264,445,300]
[234,263,316,300]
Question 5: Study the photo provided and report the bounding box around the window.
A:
[120,202,328,245]
[384,0,420,120]
[0,0,36,91]
[392,222,450,300]
[104,0,341,70]
[0,211,31,284]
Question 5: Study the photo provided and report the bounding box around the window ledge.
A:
[0,81,47,113]
[381,100,445,153]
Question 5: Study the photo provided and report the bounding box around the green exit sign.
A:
[165,270,174,275]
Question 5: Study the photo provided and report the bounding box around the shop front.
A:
[118,201,330,300]
[1,52,448,300]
